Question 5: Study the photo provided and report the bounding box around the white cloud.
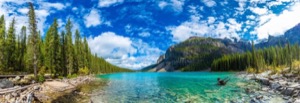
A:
[41,2,66,10]
[138,32,151,37]
[88,32,163,70]
[171,0,185,12]
[201,0,216,7]
[168,17,242,42]
[157,0,185,13]
[256,2,300,39]
[207,16,215,24]
[158,1,168,9]
[249,7,269,15]
[88,32,136,59]
[84,9,102,27]
[98,0,124,8]
[247,15,256,20]
[72,7,78,11]
[18,8,29,14]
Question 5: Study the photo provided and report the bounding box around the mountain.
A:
[145,23,300,72]
[145,37,251,72]
[256,23,300,48]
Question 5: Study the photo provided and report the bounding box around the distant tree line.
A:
[0,3,130,78]
[212,41,298,73]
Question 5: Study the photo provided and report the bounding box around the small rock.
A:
[31,80,36,84]
[250,98,259,103]
[5,94,11,100]
[11,92,19,97]
[33,86,39,90]
[262,87,268,91]
[256,95,263,100]
[15,76,21,81]
[283,96,289,100]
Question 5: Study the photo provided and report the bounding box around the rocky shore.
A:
[240,69,300,103]
[0,75,96,102]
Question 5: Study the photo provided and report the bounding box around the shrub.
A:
[78,67,89,75]
[67,74,78,78]
[37,75,45,82]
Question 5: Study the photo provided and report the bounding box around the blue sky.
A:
[0,0,300,70]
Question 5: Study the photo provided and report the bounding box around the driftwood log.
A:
[0,84,37,94]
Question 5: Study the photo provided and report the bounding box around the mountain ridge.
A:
[144,23,300,72]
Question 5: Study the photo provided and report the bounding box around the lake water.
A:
[91,72,267,102]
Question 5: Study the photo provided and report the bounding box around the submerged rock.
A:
[0,79,14,89]
[282,88,295,96]
[270,82,281,90]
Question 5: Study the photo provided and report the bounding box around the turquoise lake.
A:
[92,72,261,103]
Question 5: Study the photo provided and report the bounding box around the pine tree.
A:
[60,31,67,76]
[65,18,74,75]
[74,29,82,71]
[28,2,39,78]
[6,18,16,71]
[83,37,91,69]
[0,15,6,71]
[18,26,27,71]
[52,19,61,76]
[44,19,61,76]
[251,40,258,73]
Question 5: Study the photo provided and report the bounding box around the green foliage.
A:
[0,15,6,71]
[6,18,17,71]
[67,74,78,79]
[37,75,45,82]
[78,67,89,75]
[212,43,300,73]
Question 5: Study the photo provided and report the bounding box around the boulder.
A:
[270,82,281,90]
[0,79,14,89]
[259,78,270,86]
[282,88,295,96]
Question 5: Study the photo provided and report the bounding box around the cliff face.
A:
[148,37,251,72]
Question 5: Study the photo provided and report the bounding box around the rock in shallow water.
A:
[0,79,14,89]
[270,82,281,90]
[281,88,295,96]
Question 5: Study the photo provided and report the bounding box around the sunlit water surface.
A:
[91,72,281,103]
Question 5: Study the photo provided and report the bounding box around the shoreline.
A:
[238,70,300,103]
[2,71,300,102]
[0,75,98,103]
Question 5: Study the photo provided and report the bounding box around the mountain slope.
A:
[147,37,251,72]
[256,23,300,48]
[145,23,300,72]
